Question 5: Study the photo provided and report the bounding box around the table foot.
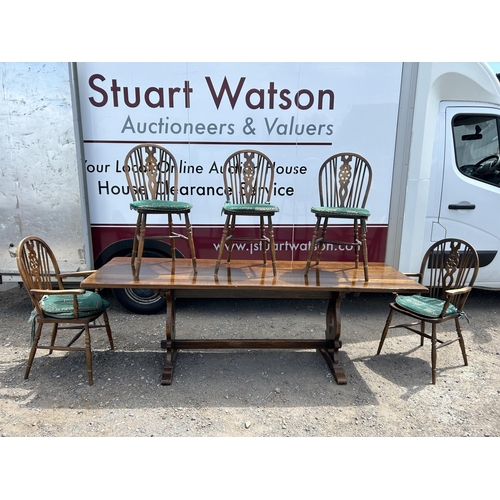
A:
[161,366,174,385]
[160,344,177,385]
[319,348,347,385]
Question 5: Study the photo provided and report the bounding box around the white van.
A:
[2,62,500,312]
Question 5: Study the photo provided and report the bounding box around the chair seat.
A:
[311,206,370,218]
[223,202,280,215]
[395,295,459,318]
[40,291,110,319]
[130,200,193,213]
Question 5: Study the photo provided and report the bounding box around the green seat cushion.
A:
[40,291,110,319]
[311,206,370,218]
[130,200,192,212]
[223,202,279,215]
[395,295,459,318]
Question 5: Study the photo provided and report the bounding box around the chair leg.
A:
[316,218,329,265]
[49,323,58,354]
[84,324,93,386]
[260,216,267,265]
[360,219,369,281]
[456,317,468,366]
[377,308,394,354]
[214,214,231,275]
[431,323,437,384]
[353,219,360,268]
[25,321,42,380]
[420,320,425,346]
[305,217,321,275]
[131,213,142,267]
[226,215,236,264]
[267,215,277,276]
[133,213,147,279]
[102,310,114,350]
[183,212,197,273]
[168,214,176,263]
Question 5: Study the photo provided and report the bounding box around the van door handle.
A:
[448,203,476,210]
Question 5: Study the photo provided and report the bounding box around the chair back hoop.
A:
[16,236,64,314]
[318,152,372,208]
[420,238,479,308]
[123,143,178,202]
[222,149,275,204]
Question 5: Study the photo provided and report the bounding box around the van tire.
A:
[112,287,166,315]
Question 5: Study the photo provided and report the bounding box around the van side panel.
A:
[0,62,85,279]
[75,62,403,266]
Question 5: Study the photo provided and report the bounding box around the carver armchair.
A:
[214,149,279,275]
[17,236,114,385]
[304,152,372,281]
[123,143,197,279]
[376,238,479,384]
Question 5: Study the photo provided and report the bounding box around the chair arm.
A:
[59,270,95,279]
[403,272,422,278]
[59,271,102,293]
[446,287,472,297]
[445,287,473,313]
[437,287,472,318]
[30,288,87,296]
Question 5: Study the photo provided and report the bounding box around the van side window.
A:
[452,114,500,187]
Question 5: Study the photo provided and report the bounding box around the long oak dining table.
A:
[81,258,427,385]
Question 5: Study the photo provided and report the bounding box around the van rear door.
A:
[438,105,500,287]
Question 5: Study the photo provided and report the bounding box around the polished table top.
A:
[81,258,428,297]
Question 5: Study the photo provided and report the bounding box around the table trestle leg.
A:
[318,292,347,384]
[161,290,177,385]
